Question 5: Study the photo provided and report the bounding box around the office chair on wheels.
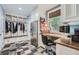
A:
[42,35,56,55]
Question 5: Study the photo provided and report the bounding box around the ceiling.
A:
[2,4,58,17]
[38,4,57,11]
[2,4,37,17]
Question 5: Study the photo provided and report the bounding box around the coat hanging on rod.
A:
[5,20,9,33]
[9,22,18,33]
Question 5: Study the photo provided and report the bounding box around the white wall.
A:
[0,5,5,50]
[29,4,58,48]
[36,4,57,18]
[37,5,59,47]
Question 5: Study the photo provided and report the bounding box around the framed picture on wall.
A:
[46,5,61,32]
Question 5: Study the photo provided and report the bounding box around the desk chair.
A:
[42,35,56,55]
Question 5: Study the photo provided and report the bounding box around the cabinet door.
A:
[65,4,76,19]
[56,44,79,55]
[76,4,79,16]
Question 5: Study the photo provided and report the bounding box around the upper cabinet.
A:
[61,4,79,19]
[61,4,79,24]
[65,4,76,18]
[76,4,79,16]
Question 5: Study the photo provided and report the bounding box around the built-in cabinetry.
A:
[76,4,79,16]
[4,14,29,44]
[55,4,79,55]
[61,4,79,19]
[5,14,28,38]
[60,4,79,32]
[56,44,79,55]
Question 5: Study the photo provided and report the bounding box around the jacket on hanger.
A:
[13,22,18,33]
[10,22,18,33]
[18,22,25,33]
[23,24,25,33]
[20,23,23,31]
[5,21,9,33]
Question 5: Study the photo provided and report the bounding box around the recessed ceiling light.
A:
[18,8,22,10]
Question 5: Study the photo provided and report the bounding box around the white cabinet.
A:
[65,4,76,18]
[76,4,79,16]
[56,44,79,55]
[61,4,79,19]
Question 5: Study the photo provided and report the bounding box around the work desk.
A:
[41,32,69,38]
[55,38,79,55]
[41,32,79,55]
[55,38,79,51]
[42,32,79,51]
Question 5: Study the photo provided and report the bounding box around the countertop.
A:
[41,32,79,51]
[55,38,79,51]
[41,32,69,38]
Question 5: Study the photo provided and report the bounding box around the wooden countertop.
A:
[55,38,79,51]
[41,32,79,51]
[41,32,69,38]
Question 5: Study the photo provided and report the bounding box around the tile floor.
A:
[0,40,56,55]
